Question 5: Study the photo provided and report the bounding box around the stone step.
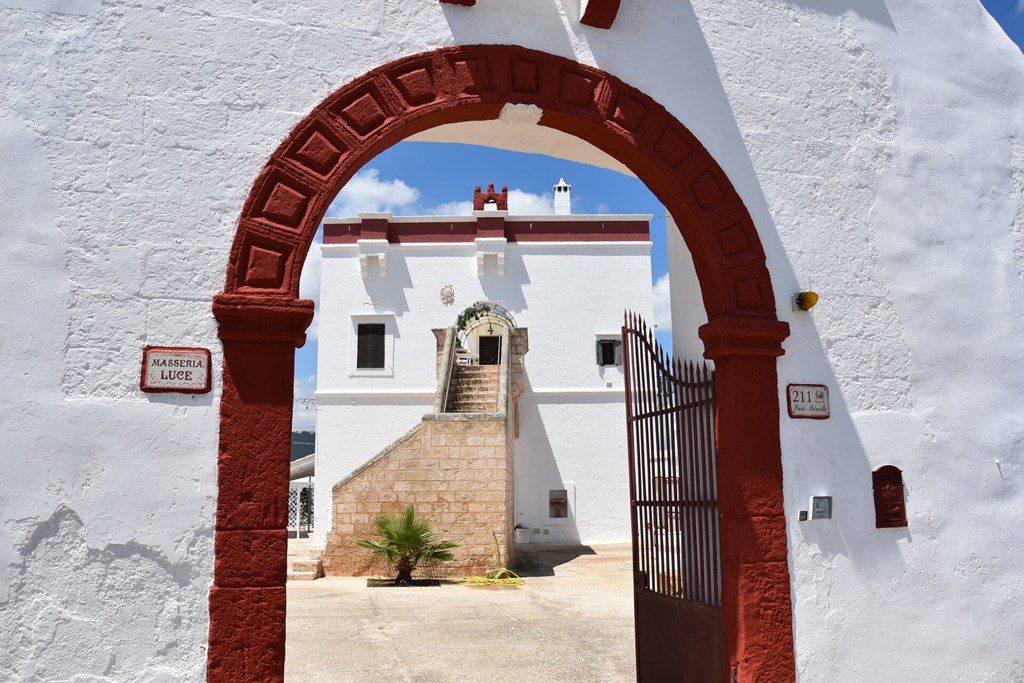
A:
[288,548,323,561]
[450,392,497,402]
[291,559,322,573]
[454,371,498,379]
[287,540,325,581]
[452,373,498,382]
[452,388,496,397]
[451,403,498,412]
[451,386,497,395]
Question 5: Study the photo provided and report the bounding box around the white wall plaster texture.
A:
[687,1,1024,680]
[1,0,1023,679]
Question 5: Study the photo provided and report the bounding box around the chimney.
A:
[553,178,571,215]
[473,183,508,211]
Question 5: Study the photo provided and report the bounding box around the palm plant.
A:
[356,505,459,585]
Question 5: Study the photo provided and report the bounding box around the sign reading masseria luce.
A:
[140,346,212,394]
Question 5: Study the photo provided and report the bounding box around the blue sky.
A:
[292,3,1024,431]
[982,0,1024,45]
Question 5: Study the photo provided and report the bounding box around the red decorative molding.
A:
[473,183,508,210]
[699,317,790,360]
[212,45,793,683]
[322,216,651,244]
[580,0,621,29]
[440,0,475,5]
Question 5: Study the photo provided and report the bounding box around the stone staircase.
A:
[322,326,528,578]
[446,364,500,412]
[287,539,325,581]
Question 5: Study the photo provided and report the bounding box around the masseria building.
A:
[1,1,1023,681]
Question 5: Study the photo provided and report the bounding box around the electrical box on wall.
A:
[810,495,833,520]
[799,495,833,521]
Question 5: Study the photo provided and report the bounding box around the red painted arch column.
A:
[701,317,794,683]
[211,44,795,682]
[207,296,313,682]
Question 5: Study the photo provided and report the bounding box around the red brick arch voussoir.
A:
[211,44,795,683]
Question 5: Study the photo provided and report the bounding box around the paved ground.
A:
[285,543,636,683]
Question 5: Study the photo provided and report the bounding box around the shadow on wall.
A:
[480,248,529,314]
[513,374,581,544]
[363,249,413,315]
[441,0,576,60]
[784,309,911,567]
[441,0,805,311]
[765,0,895,28]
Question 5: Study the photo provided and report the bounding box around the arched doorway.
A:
[455,301,516,365]
[209,45,794,682]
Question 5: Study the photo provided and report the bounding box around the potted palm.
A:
[356,505,459,585]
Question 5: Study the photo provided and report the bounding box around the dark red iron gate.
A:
[622,312,724,682]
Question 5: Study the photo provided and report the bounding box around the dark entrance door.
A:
[622,313,725,682]
[479,336,501,365]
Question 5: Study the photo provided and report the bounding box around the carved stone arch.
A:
[210,45,794,682]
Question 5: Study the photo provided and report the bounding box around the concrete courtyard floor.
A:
[285,543,636,683]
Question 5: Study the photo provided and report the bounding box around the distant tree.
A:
[356,505,459,585]
[290,430,315,461]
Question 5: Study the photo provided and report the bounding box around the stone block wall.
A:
[321,416,513,578]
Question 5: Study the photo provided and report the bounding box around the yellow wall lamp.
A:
[794,291,820,311]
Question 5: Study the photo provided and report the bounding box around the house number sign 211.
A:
[787,384,829,419]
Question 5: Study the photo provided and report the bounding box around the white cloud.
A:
[325,168,420,217]
[298,225,323,340]
[652,273,672,333]
[426,200,474,216]
[508,189,554,214]
[1018,0,1024,15]
[292,373,318,432]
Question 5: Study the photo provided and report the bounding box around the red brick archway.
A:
[210,45,795,682]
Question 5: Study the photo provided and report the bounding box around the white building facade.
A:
[313,184,654,545]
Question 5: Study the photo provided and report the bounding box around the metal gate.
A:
[622,312,724,682]
[288,481,314,538]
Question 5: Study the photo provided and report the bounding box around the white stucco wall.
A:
[314,227,654,545]
[1,0,1022,680]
